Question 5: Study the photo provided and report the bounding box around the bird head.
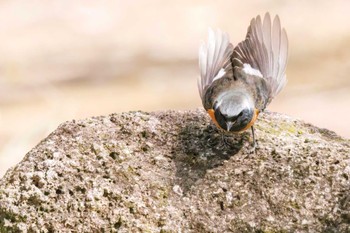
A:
[208,91,258,132]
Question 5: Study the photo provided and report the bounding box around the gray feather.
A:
[198,29,234,100]
[233,13,289,105]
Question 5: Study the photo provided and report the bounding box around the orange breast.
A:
[207,109,221,129]
[206,108,259,132]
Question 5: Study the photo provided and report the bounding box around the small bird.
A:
[198,13,288,148]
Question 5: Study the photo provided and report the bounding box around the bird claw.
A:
[247,141,259,154]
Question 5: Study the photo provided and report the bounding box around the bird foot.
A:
[242,131,259,154]
[247,142,258,154]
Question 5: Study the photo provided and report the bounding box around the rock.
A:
[0,109,349,232]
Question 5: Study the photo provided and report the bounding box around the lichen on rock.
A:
[0,109,349,232]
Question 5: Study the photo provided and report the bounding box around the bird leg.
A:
[251,126,256,148]
[248,126,259,153]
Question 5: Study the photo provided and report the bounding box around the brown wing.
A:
[232,13,289,106]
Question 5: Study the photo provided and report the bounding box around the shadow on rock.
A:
[321,187,350,232]
[172,122,244,194]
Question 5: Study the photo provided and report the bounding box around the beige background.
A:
[1,0,350,177]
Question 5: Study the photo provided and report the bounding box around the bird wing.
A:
[232,13,289,106]
[198,28,234,100]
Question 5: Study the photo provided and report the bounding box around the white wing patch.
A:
[242,63,263,77]
[212,68,226,82]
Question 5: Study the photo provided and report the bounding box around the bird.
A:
[197,13,288,149]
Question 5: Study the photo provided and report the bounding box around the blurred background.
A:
[1,0,349,177]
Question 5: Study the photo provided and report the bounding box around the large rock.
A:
[0,109,349,232]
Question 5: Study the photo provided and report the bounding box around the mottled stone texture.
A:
[0,109,349,232]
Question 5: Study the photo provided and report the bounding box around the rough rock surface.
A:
[0,109,349,232]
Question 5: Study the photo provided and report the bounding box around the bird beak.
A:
[226,121,234,131]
